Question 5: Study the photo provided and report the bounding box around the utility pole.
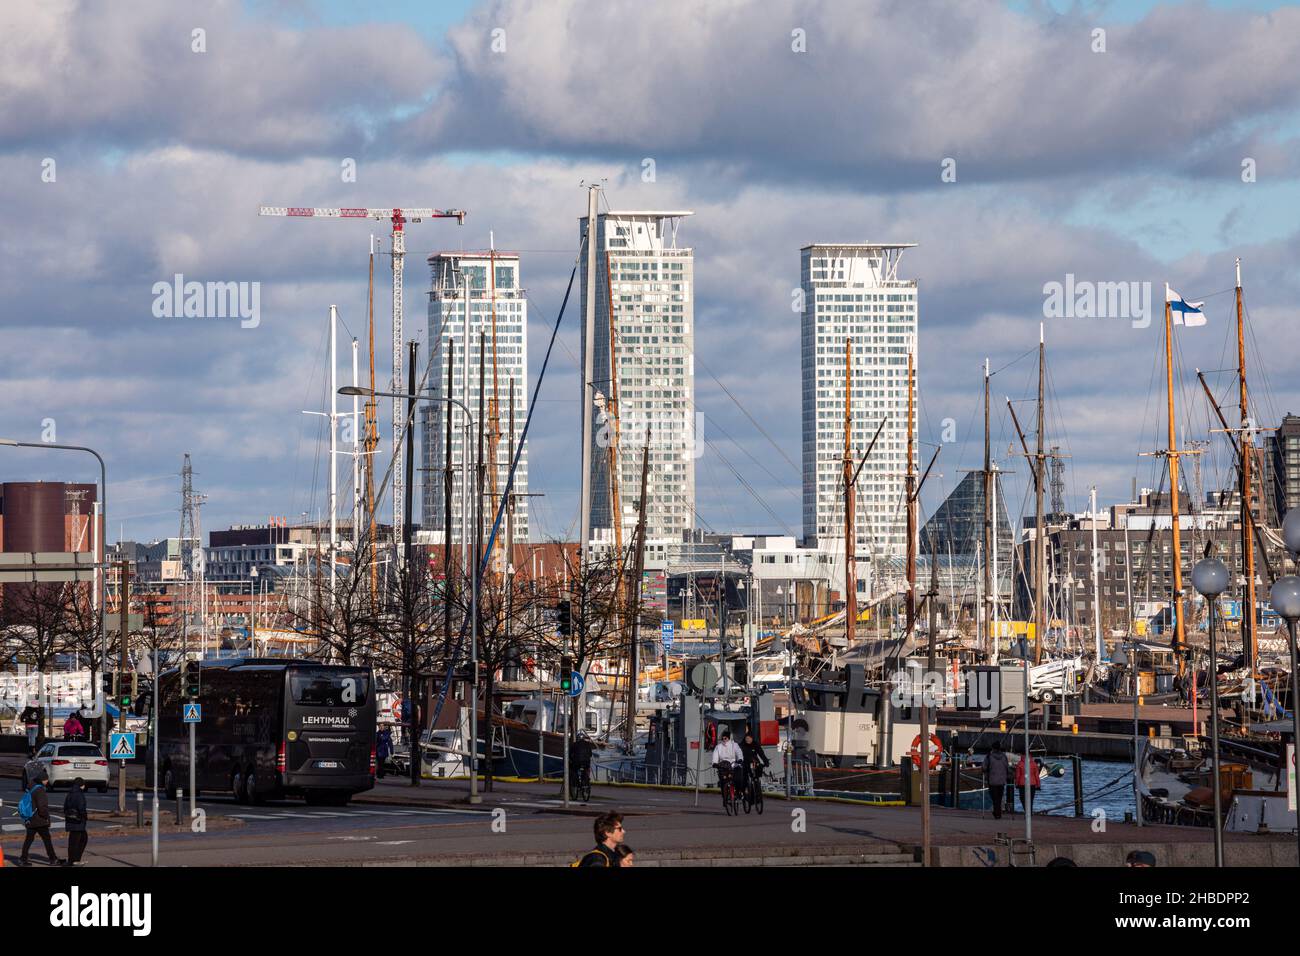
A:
[906,352,917,640]
[117,559,129,813]
[578,185,599,611]
[625,432,651,750]
[404,340,419,787]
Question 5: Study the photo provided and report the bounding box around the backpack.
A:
[570,848,611,867]
[18,784,43,823]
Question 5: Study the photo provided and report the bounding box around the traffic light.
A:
[182,660,201,699]
[102,671,116,698]
[556,600,572,637]
[121,672,136,710]
[559,655,573,694]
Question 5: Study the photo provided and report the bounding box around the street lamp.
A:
[0,439,108,744]
[339,385,481,802]
[249,566,259,657]
[1269,507,1300,868]
[1192,556,1229,868]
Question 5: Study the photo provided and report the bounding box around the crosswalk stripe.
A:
[226,813,279,820]
[3,823,65,832]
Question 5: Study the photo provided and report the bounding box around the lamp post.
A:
[1269,508,1300,867]
[249,566,259,657]
[340,385,479,801]
[0,439,107,744]
[1192,556,1229,868]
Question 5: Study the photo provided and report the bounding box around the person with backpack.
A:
[18,767,62,866]
[575,812,625,867]
[63,777,89,866]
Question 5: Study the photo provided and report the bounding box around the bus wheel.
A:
[232,770,247,804]
[163,766,177,801]
[246,769,263,805]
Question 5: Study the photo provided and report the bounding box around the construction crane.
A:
[258,205,466,551]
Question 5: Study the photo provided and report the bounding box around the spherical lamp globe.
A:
[1270,576,1300,623]
[1191,558,1229,598]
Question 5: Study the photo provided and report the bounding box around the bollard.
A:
[176,788,184,825]
[1148,726,1156,738]
[136,791,144,828]
[1072,724,1079,735]
[1071,755,1084,817]
[999,720,1006,732]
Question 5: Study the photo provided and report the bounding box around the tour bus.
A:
[152,658,376,806]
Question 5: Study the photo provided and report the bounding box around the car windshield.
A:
[56,745,102,757]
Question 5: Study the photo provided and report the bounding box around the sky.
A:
[1,0,1298,548]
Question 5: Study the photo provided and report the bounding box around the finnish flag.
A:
[1166,284,1206,326]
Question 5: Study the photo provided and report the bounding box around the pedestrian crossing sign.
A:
[183,702,202,723]
[109,732,136,760]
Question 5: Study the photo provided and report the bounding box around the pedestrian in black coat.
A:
[63,777,89,866]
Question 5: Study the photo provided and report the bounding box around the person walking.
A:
[18,767,62,866]
[375,724,393,779]
[614,844,636,867]
[575,812,625,867]
[20,701,41,756]
[982,741,1010,819]
[1015,753,1042,815]
[63,777,89,866]
[63,712,85,741]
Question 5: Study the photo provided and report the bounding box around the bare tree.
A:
[282,538,382,666]
[2,583,73,739]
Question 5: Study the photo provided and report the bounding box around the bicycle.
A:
[741,762,766,815]
[716,760,738,816]
[570,764,592,803]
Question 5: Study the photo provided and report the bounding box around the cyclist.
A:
[711,727,743,801]
[570,731,595,792]
[738,727,769,798]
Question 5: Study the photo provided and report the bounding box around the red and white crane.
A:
[258,205,466,547]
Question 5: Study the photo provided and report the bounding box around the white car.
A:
[24,742,110,792]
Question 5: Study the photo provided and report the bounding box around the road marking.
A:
[225,813,280,820]
[328,835,375,841]
[373,840,414,845]
[3,823,65,832]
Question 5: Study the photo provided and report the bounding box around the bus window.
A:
[290,669,370,707]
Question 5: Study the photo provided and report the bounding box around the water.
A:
[1033,758,1136,820]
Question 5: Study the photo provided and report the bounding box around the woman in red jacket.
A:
[1015,754,1042,814]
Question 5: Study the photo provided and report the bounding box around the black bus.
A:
[152,658,376,806]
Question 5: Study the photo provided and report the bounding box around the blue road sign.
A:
[182,702,202,723]
[661,619,674,650]
[569,672,585,698]
[109,732,137,760]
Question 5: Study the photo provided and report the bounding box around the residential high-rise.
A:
[421,251,529,545]
[579,211,695,543]
[800,243,918,575]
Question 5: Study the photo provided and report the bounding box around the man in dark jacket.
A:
[376,725,393,779]
[738,728,769,796]
[576,812,625,867]
[19,768,62,866]
[63,777,89,866]
[983,741,1010,819]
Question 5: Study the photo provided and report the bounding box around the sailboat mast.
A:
[1236,258,1256,675]
[844,338,856,646]
[1164,293,1188,678]
[1034,325,1046,666]
[983,357,993,660]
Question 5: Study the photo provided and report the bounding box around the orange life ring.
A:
[704,722,718,750]
[909,733,943,770]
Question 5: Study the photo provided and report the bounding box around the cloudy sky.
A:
[2,0,1298,547]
